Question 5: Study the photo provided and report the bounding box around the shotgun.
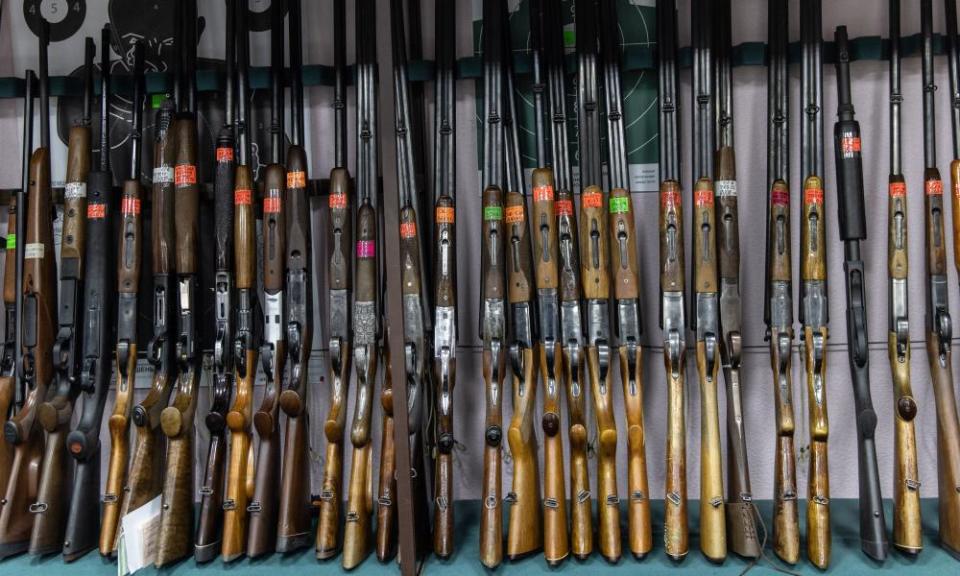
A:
[342,0,379,567]
[478,0,506,567]
[503,4,543,560]
[156,0,200,564]
[247,3,287,557]
[0,68,44,560]
[833,25,889,562]
[765,0,799,564]
[528,0,568,565]
[100,40,143,557]
[885,0,922,556]
[431,0,457,560]
[543,0,591,559]
[0,198,17,504]
[922,0,960,558]
[576,0,620,562]
[196,0,237,561]
[316,0,352,560]
[62,28,120,561]
[386,0,432,561]
[277,0,312,554]
[30,19,77,556]
[690,0,726,563]
[800,1,831,567]
[715,0,759,559]
[599,0,650,561]
[658,0,688,560]
[222,0,258,560]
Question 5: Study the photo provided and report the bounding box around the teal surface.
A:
[0,499,956,574]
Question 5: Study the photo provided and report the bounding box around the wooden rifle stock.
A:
[376,339,397,562]
[317,168,352,559]
[247,164,286,559]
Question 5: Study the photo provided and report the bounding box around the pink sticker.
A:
[356,240,376,258]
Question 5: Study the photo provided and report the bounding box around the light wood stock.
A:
[926,334,960,556]
[480,347,505,569]
[951,160,960,273]
[100,342,137,555]
[804,325,831,569]
[222,348,257,561]
[154,418,194,567]
[664,345,688,560]
[539,341,568,565]
[561,343,592,560]
[317,340,351,559]
[769,326,799,565]
[507,345,541,560]
[588,345,620,563]
[696,341,725,563]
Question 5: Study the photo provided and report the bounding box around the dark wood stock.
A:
[716,147,739,279]
[174,118,198,275]
[578,185,609,299]
[505,191,533,303]
[376,341,396,562]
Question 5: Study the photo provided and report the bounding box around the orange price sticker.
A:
[264,194,282,213]
[661,190,681,207]
[121,197,141,215]
[926,179,943,196]
[505,205,525,224]
[554,199,574,217]
[234,189,253,205]
[889,182,907,198]
[400,221,417,239]
[87,203,106,219]
[329,193,347,209]
[804,187,824,205]
[216,147,234,163]
[533,185,554,203]
[840,135,862,157]
[582,191,603,209]
[694,189,714,206]
[436,206,455,224]
[174,164,197,187]
[287,170,307,189]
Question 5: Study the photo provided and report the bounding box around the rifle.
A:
[247,3,287,557]
[277,0,312,554]
[885,0,922,556]
[478,0,506,567]
[100,40,142,557]
[316,0,351,560]
[502,2,543,561]
[922,0,960,558]
[0,67,41,560]
[543,0,590,559]
[61,28,119,561]
[528,0,568,565]
[765,0,799,564]
[222,0,257,561]
[431,0,457,559]
[384,0,432,562]
[714,0,759,559]
[690,0,726,563]
[800,1,831,567]
[342,0,379,567]
[0,198,17,505]
[833,25,889,562]
[598,0,649,560]
[658,0,688,561]
[196,0,237,561]
[28,19,78,557]
[576,0,619,562]
[155,0,200,564]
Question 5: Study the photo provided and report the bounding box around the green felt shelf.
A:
[0,499,956,574]
[0,32,949,100]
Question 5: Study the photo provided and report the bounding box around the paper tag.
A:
[554,199,573,217]
[122,197,141,215]
[174,165,197,187]
[356,240,376,258]
[287,170,307,189]
[25,242,44,259]
[152,166,174,184]
[694,189,714,206]
[609,196,630,214]
[926,179,943,196]
[483,206,503,221]
[119,494,162,574]
[533,185,554,202]
[716,180,737,198]
[216,147,234,163]
[234,189,253,205]
[582,191,603,208]
[661,189,681,207]
[5,234,15,250]
[840,134,861,158]
[889,182,906,198]
[804,187,824,205]
[400,221,417,239]
[65,182,87,199]
[329,193,347,209]
[772,188,790,206]
[264,190,282,213]
[436,206,455,224]
[504,205,525,224]
[87,203,106,219]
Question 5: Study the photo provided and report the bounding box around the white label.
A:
[717,180,738,198]
[118,494,162,575]
[152,166,174,184]
[25,243,44,259]
[64,182,86,199]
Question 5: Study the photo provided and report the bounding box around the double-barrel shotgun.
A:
[922,0,960,558]
[30,19,83,557]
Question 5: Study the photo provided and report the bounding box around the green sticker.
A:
[151,94,165,109]
[609,196,630,214]
[5,234,14,250]
[483,206,503,221]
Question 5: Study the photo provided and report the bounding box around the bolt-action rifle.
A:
[922,0,960,558]
[316,0,352,560]
[658,0,688,560]
[62,28,120,561]
[715,0,759,559]
[342,0,380,567]
[478,0,506,568]
[29,19,82,557]
[196,0,237,562]
[155,0,201,564]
